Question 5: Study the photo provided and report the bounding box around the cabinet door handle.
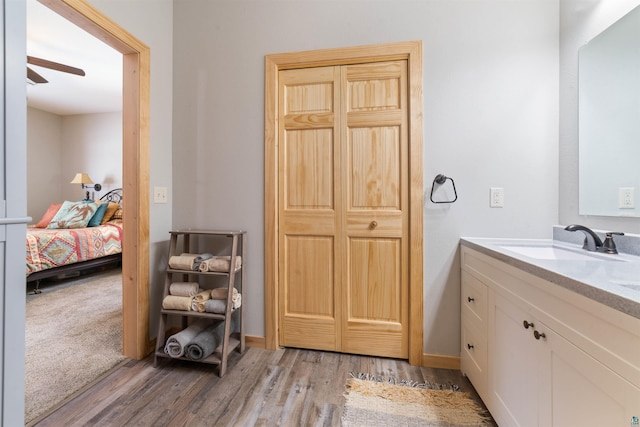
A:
[523,320,534,329]
[534,330,546,340]
[467,343,474,350]
[467,296,475,302]
[369,221,378,229]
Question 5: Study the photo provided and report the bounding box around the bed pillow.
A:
[100,202,120,224]
[87,202,109,227]
[47,201,98,229]
[34,203,62,228]
[111,207,123,220]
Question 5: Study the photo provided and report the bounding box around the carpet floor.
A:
[25,269,126,424]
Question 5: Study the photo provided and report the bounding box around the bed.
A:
[26,188,124,293]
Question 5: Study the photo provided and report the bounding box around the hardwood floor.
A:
[32,347,496,426]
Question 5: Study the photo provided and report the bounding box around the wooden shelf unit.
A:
[154,229,246,376]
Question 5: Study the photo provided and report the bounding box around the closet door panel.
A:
[278,66,342,351]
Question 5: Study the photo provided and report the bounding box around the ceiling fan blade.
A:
[27,66,48,84]
[27,56,85,77]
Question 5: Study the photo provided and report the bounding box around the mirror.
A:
[579,5,640,217]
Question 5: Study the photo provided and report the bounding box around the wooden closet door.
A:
[278,66,342,351]
[278,61,408,358]
[340,61,409,359]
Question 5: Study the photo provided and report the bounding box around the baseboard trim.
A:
[246,335,266,348]
[153,335,454,368]
[422,353,460,370]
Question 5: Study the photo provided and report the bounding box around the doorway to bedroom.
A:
[27,0,150,361]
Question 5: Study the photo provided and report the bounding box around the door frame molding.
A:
[39,0,150,359]
[264,41,424,365]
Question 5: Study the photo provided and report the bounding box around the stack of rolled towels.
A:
[164,319,226,360]
[162,283,242,314]
[168,253,242,272]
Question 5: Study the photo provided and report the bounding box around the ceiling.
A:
[26,0,122,116]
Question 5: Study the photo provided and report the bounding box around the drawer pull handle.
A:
[467,296,475,302]
[523,320,534,329]
[534,330,546,340]
[370,221,378,229]
[467,344,474,350]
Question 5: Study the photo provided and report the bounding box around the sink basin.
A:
[610,280,640,292]
[498,245,622,262]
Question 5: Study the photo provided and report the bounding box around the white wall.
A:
[26,107,62,221]
[61,112,122,201]
[86,0,174,332]
[172,0,559,357]
[26,109,121,221]
[559,0,640,233]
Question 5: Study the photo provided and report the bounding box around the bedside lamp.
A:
[70,173,102,201]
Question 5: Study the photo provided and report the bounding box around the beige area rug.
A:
[25,269,127,423]
[342,375,490,427]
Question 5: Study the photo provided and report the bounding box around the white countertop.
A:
[460,237,640,320]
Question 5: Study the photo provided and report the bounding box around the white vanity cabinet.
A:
[461,245,640,427]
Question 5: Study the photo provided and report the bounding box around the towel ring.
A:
[430,174,458,204]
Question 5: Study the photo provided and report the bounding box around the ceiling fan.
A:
[26,55,85,84]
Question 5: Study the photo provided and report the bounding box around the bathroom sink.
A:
[610,280,640,292]
[498,244,623,262]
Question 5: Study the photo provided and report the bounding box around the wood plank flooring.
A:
[31,347,496,426]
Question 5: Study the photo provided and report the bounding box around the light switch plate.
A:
[154,186,168,204]
[490,187,504,208]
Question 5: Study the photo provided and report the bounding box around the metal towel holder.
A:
[429,174,458,204]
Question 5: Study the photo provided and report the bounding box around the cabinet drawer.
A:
[461,315,487,395]
[461,270,487,324]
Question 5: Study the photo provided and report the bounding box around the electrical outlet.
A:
[154,186,168,204]
[619,187,635,209]
[490,187,504,208]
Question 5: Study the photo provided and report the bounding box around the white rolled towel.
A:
[169,282,200,297]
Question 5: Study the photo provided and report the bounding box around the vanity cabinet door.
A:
[461,271,488,396]
[542,322,640,427]
[488,292,545,427]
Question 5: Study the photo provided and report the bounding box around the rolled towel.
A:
[192,252,214,271]
[193,300,207,313]
[199,256,242,272]
[185,322,225,360]
[163,319,209,358]
[162,295,192,311]
[168,254,198,270]
[210,287,238,300]
[191,289,210,312]
[202,294,241,313]
[232,293,242,310]
[194,289,210,302]
[204,299,227,314]
[169,282,200,297]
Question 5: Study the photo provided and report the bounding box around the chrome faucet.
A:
[564,224,624,254]
[564,224,603,252]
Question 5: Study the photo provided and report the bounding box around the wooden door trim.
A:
[39,0,150,359]
[265,41,423,365]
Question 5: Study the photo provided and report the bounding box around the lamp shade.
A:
[70,173,94,185]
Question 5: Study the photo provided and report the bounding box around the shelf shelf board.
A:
[165,268,241,276]
[159,309,230,320]
[155,337,241,366]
